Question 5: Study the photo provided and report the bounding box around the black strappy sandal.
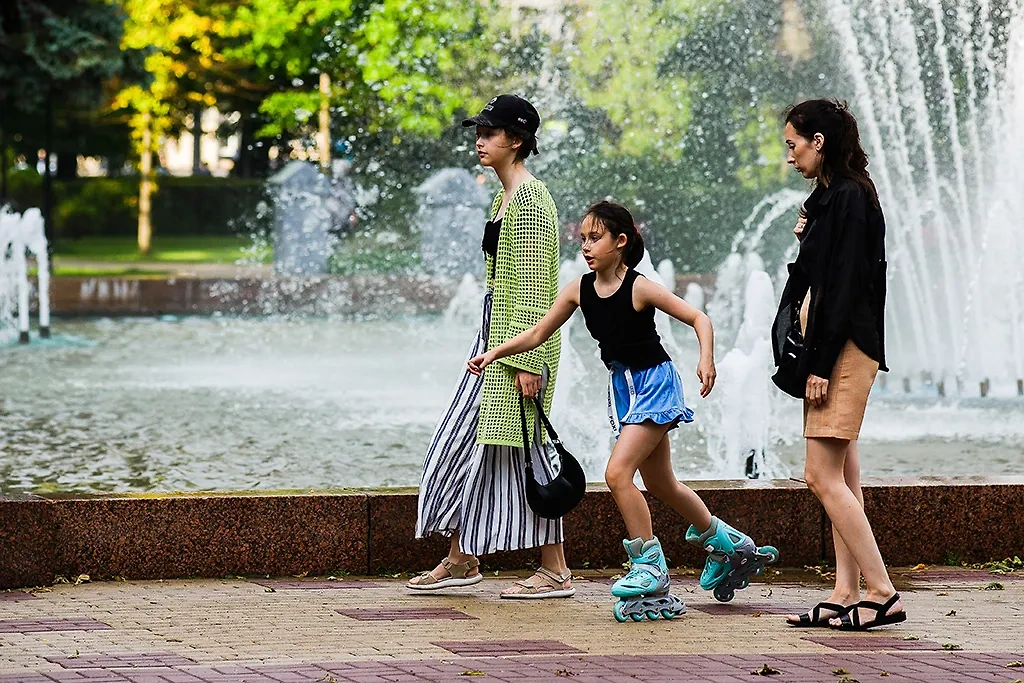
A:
[786,601,853,628]
[831,593,907,631]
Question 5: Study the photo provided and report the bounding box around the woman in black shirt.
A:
[774,99,905,630]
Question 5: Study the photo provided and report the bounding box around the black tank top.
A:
[579,269,671,370]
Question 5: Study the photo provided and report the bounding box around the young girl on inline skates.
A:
[468,200,778,621]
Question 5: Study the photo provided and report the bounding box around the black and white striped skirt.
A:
[414,292,563,556]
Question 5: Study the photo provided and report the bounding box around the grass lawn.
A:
[37,267,173,278]
[53,236,271,264]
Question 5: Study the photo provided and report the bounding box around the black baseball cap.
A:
[462,94,540,136]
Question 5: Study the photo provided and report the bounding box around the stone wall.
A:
[2,478,1022,589]
[34,274,714,317]
[39,276,458,317]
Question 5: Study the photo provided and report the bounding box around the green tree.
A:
[561,0,692,158]
[231,0,487,150]
[115,0,259,252]
[536,0,847,271]
[0,0,133,226]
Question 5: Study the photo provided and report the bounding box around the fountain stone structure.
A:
[268,161,338,277]
[415,168,492,280]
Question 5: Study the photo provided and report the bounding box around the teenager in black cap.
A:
[409,95,573,598]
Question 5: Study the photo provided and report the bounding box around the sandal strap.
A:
[846,593,901,626]
[803,601,849,624]
[839,593,902,629]
[881,592,901,612]
[410,569,440,586]
[535,566,571,586]
[439,556,480,579]
[513,567,571,591]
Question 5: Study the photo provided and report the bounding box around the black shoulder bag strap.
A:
[519,395,539,477]
[519,395,565,476]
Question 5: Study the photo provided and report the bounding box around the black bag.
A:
[771,297,808,399]
[518,395,586,520]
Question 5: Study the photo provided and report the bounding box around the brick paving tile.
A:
[47,654,198,669]
[252,665,329,682]
[252,581,385,591]
[38,673,128,682]
[800,635,944,651]
[257,665,328,673]
[320,663,394,671]
[109,672,206,683]
[0,591,38,601]
[0,655,1019,682]
[688,602,806,615]
[259,672,326,682]
[177,676,279,683]
[431,640,583,656]
[0,618,112,633]
[336,608,476,621]
[573,577,617,585]
[0,571,1021,681]
[173,667,274,682]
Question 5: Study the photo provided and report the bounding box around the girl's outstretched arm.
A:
[467,278,581,376]
[634,276,717,397]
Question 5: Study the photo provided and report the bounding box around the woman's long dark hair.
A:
[785,99,879,206]
[584,200,644,268]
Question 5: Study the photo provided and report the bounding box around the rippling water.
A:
[1,315,1022,495]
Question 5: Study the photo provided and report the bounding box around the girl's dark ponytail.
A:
[584,200,645,268]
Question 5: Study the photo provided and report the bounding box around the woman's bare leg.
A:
[802,437,903,626]
[787,440,864,623]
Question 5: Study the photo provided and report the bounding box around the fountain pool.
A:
[2,313,1022,495]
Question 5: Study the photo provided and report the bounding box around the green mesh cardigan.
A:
[477,178,561,447]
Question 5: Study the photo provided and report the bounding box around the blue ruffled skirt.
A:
[608,360,694,437]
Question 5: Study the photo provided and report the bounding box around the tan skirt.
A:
[800,293,878,440]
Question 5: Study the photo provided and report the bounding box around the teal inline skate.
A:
[686,517,779,602]
[611,537,687,622]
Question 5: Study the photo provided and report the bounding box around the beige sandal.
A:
[500,567,575,599]
[407,556,482,590]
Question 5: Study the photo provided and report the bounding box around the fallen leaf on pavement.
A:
[752,664,782,676]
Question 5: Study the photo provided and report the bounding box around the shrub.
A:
[3,170,272,240]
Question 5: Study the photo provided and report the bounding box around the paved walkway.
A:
[1,567,1021,682]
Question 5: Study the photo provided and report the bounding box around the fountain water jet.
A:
[0,207,50,344]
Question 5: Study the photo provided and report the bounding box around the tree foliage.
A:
[229,0,487,143]
[0,0,135,158]
[114,0,249,151]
